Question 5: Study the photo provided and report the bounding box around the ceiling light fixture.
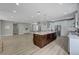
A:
[37,10,41,15]
[11,16,14,18]
[16,3,19,6]
[31,16,34,18]
[58,3,63,5]
[64,12,67,15]
[13,10,16,13]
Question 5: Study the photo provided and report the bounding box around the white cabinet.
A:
[68,32,79,55]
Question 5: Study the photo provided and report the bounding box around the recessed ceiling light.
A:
[16,3,19,6]
[13,10,16,13]
[37,10,41,15]
[37,10,40,13]
[58,3,63,5]
[31,16,34,18]
[11,16,14,18]
[64,12,67,14]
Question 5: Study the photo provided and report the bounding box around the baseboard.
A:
[1,34,13,37]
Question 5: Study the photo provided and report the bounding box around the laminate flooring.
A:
[0,33,68,55]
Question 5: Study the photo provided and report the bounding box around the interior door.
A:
[13,23,18,35]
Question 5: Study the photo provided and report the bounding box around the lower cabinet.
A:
[33,32,57,48]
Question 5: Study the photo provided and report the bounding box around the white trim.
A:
[0,34,13,37]
[19,33,24,35]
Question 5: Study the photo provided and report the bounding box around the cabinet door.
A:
[33,34,47,48]
[52,33,56,39]
[33,34,42,44]
[41,35,47,47]
[47,33,56,43]
[70,38,79,55]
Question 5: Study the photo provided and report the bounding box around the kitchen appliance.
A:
[55,25,61,37]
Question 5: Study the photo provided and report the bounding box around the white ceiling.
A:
[0,3,78,23]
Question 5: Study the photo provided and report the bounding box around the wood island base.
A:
[33,32,57,48]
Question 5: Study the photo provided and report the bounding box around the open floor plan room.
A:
[0,3,79,55]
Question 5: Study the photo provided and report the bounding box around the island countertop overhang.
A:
[32,31,56,35]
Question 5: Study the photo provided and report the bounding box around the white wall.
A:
[18,23,31,34]
[76,4,79,28]
[0,20,1,36]
[0,20,31,36]
[1,21,13,36]
[49,20,75,36]
[32,23,39,32]
[40,22,49,31]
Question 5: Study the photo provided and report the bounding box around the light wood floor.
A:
[0,33,68,55]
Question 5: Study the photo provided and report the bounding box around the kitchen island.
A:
[33,31,57,48]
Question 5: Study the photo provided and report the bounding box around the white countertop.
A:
[68,31,79,39]
[33,31,56,35]
[68,31,79,55]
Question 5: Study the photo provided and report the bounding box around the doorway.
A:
[13,23,18,35]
